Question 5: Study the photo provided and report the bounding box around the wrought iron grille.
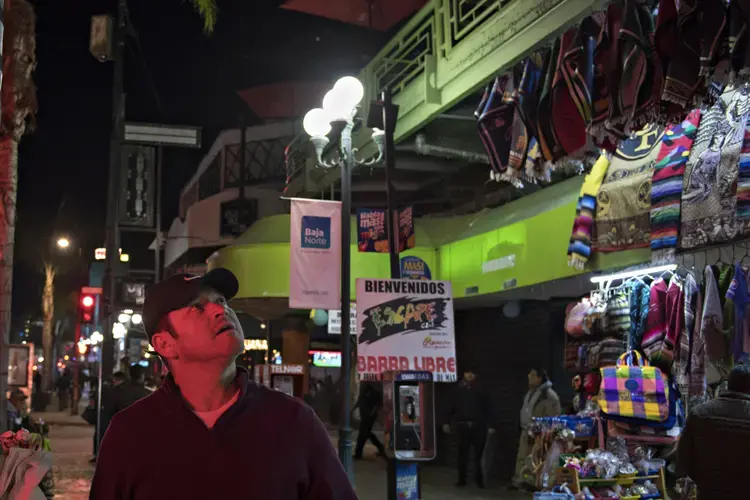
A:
[447,0,503,49]
[371,8,435,98]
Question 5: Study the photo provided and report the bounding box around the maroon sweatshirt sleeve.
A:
[302,406,358,500]
[89,415,131,500]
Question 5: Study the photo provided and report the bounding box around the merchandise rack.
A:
[555,466,667,498]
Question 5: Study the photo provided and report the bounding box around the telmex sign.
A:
[270,364,305,375]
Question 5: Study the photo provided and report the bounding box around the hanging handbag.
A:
[597,350,669,422]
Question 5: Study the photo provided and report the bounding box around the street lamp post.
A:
[303,76,384,483]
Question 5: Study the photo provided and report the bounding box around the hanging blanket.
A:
[681,90,750,249]
[476,74,514,178]
[737,105,750,219]
[537,38,566,162]
[650,109,702,264]
[567,154,610,269]
[594,124,664,252]
[617,0,660,130]
[660,0,701,110]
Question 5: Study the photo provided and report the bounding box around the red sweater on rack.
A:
[90,369,356,500]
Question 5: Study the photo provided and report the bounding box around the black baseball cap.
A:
[142,268,239,341]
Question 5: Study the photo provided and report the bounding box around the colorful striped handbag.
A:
[597,350,669,422]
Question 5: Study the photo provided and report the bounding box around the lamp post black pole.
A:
[382,88,400,279]
[98,0,127,450]
[338,121,355,483]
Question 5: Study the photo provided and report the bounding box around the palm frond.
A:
[189,0,218,34]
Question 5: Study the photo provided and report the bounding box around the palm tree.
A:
[190,0,218,33]
[41,263,55,391]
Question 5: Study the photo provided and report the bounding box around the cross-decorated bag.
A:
[597,350,669,422]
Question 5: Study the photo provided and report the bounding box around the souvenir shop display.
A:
[555,447,668,497]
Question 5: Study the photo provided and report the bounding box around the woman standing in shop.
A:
[512,367,561,489]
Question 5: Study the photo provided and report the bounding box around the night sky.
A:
[14,0,387,324]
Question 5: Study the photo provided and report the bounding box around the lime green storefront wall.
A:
[207,214,439,301]
[209,178,651,303]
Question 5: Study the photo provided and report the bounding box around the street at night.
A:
[2,0,747,497]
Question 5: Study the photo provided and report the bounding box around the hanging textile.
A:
[476,74,515,178]
[726,263,749,361]
[589,9,620,147]
[685,273,707,397]
[736,111,750,219]
[617,0,661,130]
[567,154,611,269]
[659,0,701,111]
[681,90,750,249]
[650,109,702,264]
[537,39,564,162]
[702,265,729,369]
[594,125,663,252]
[642,275,685,368]
[628,280,650,350]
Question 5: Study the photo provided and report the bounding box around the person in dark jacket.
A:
[108,364,152,415]
[443,370,495,488]
[353,382,386,459]
[90,268,355,500]
[677,364,750,498]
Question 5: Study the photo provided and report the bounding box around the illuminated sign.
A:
[270,364,305,375]
[244,339,268,352]
[309,350,341,368]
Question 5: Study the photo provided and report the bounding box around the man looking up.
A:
[90,268,357,500]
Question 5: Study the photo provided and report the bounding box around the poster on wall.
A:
[356,279,456,382]
[356,207,415,253]
[289,199,342,310]
[400,256,431,280]
[8,344,30,387]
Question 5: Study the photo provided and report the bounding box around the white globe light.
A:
[334,76,364,109]
[118,312,131,323]
[323,87,358,122]
[131,313,142,325]
[303,108,332,137]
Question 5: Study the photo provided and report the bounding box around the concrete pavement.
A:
[41,411,530,499]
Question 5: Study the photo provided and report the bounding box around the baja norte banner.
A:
[289,199,341,310]
[356,278,456,382]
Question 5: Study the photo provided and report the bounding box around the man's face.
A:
[528,370,542,388]
[161,289,244,363]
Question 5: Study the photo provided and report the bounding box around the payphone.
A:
[255,364,306,398]
[382,370,435,500]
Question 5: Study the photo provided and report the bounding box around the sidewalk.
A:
[44,413,529,499]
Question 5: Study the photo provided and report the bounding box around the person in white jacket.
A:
[512,367,561,488]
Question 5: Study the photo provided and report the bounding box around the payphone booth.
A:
[382,370,436,500]
[255,364,306,399]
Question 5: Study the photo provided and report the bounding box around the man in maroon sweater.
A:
[90,268,357,499]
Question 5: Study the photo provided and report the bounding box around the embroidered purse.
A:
[597,350,669,422]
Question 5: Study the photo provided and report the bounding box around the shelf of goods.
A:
[556,466,667,499]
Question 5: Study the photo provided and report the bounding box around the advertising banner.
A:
[356,207,415,253]
[356,279,456,382]
[356,208,388,253]
[289,199,341,310]
[328,304,357,335]
[400,256,431,280]
[397,206,415,252]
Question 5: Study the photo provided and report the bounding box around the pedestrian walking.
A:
[512,367,560,489]
[444,370,495,488]
[353,382,386,459]
[55,369,71,411]
[90,268,356,500]
[677,364,750,498]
